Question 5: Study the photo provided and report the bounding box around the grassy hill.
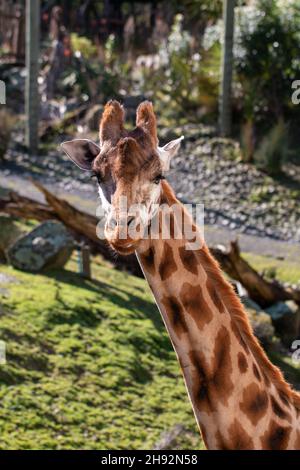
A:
[0,251,299,450]
[0,255,201,450]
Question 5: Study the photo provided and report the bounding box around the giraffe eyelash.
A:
[153,174,165,184]
[91,173,102,184]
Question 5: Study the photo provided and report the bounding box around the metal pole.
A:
[25,0,40,153]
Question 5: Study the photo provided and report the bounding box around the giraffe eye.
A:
[153,174,165,185]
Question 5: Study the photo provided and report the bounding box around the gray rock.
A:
[7,220,74,272]
[247,308,275,347]
[0,273,19,284]
[266,301,300,346]
[0,272,20,296]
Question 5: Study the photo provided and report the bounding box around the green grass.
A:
[269,351,300,387]
[0,256,201,450]
[243,252,300,285]
[1,251,299,450]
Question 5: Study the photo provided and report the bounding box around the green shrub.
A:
[70,34,97,59]
[60,34,124,102]
[203,0,300,153]
[139,14,220,125]
[235,0,300,126]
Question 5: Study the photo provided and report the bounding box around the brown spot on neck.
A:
[237,352,248,373]
[189,326,234,414]
[239,383,269,426]
[179,283,213,330]
[295,430,300,448]
[215,419,254,450]
[158,242,177,281]
[178,246,198,276]
[270,395,292,423]
[212,326,234,407]
[140,246,156,276]
[260,419,292,450]
[161,295,188,339]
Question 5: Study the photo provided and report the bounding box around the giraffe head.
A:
[62,100,183,254]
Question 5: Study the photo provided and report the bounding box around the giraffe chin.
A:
[109,239,140,255]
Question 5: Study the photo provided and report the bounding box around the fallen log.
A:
[211,241,300,307]
[0,184,141,276]
[0,189,56,221]
[0,183,299,306]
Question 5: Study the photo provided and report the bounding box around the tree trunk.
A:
[211,241,300,307]
[25,0,40,153]
[219,0,235,137]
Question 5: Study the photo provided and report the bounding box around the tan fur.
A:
[99,100,125,145]
[136,101,158,146]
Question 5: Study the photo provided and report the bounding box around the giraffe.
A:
[62,100,300,450]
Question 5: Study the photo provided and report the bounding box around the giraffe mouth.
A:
[109,239,140,255]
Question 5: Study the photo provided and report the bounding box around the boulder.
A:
[7,220,74,272]
[246,308,275,347]
[0,215,25,262]
[266,301,300,346]
[235,283,276,346]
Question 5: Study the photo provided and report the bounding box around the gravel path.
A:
[168,137,300,242]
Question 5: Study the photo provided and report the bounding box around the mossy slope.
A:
[1,252,299,450]
[0,257,201,450]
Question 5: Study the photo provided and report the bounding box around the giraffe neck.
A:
[136,182,300,450]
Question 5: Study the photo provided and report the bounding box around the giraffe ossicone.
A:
[62,100,300,450]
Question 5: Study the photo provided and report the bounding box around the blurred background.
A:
[0,0,299,450]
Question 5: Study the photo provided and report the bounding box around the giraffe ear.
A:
[100,100,124,146]
[136,101,158,146]
[61,139,100,171]
[158,136,184,171]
